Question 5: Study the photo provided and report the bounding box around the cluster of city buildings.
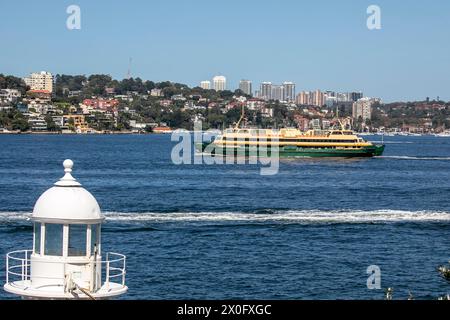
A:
[255,82,296,102]
[1,72,54,107]
[0,71,385,133]
[200,76,379,121]
[199,75,227,91]
[296,90,364,107]
[0,72,121,133]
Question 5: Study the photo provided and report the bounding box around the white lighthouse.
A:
[4,160,127,299]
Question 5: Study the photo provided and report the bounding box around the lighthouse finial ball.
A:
[63,159,74,173]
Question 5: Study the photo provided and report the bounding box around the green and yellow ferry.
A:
[197,127,384,158]
[196,111,385,158]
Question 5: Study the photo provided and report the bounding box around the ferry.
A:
[196,110,385,158]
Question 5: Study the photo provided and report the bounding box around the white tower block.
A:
[4,160,127,299]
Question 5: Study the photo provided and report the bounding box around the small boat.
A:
[435,130,450,137]
[435,124,450,137]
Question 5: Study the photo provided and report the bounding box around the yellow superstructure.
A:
[214,128,373,149]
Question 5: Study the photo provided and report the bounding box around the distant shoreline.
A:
[0,131,171,135]
[0,131,445,137]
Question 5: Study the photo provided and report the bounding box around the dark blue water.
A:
[1,134,450,300]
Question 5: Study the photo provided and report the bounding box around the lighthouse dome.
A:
[32,160,103,223]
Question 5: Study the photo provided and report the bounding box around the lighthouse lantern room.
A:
[4,160,127,299]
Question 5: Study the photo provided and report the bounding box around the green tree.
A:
[164,109,191,129]
[0,74,28,94]
[84,74,113,96]
[11,118,29,131]
[45,115,60,132]
[67,118,75,131]
[255,111,262,127]
[219,90,234,100]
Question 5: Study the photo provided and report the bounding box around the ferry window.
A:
[91,224,100,256]
[44,224,63,256]
[68,224,87,257]
[34,223,41,254]
[224,137,236,143]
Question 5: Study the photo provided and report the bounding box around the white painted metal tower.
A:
[4,160,127,299]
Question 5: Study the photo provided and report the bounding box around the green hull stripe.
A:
[196,143,385,158]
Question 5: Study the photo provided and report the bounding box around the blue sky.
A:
[0,0,449,102]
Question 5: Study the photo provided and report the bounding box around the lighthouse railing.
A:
[5,250,126,292]
[104,252,126,289]
[5,250,32,284]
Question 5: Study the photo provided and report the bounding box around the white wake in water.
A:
[378,156,450,161]
[369,141,415,144]
[2,210,449,224]
[103,210,450,223]
[2,210,450,224]
[0,212,31,222]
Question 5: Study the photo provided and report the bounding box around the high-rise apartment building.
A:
[212,76,226,91]
[296,91,311,105]
[24,71,54,92]
[297,90,324,106]
[352,97,374,121]
[260,82,272,101]
[350,91,363,102]
[200,81,211,90]
[283,82,296,102]
[313,90,325,107]
[271,85,285,101]
[239,80,252,96]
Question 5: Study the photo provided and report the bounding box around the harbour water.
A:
[1,134,450,299]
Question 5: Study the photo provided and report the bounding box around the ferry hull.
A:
[196,143,385,158]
